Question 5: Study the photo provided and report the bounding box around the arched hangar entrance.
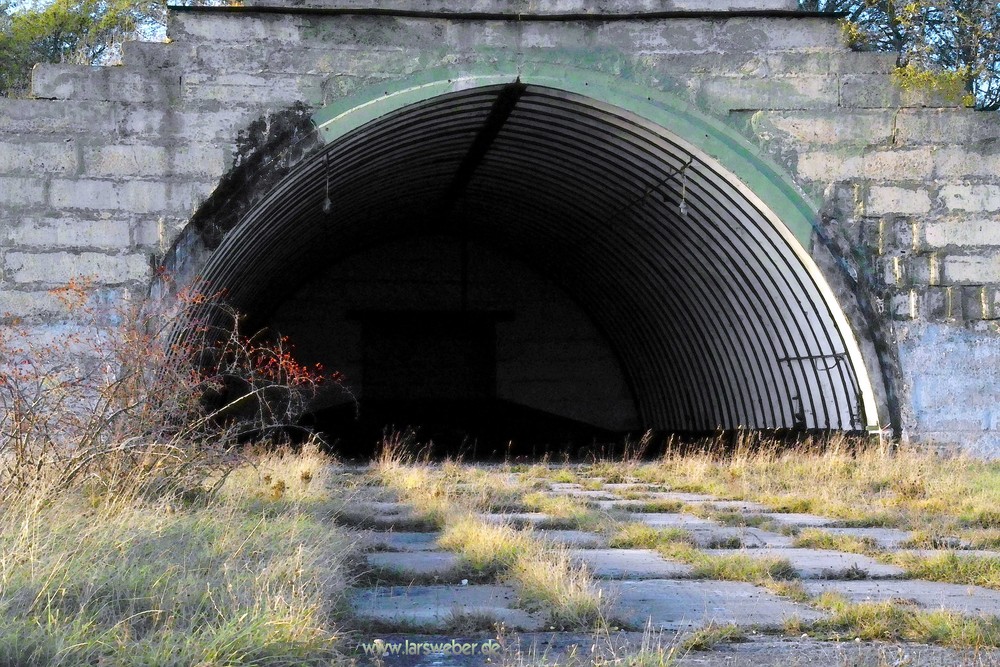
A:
[185,72,882,454]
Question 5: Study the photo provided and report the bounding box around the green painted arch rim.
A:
[309,64,881,431]
[311,62,817,247]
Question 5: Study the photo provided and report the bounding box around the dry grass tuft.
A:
[0,452,354,666]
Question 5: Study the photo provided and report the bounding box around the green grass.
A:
[438,513,534,576]
[793,528,879,554]
[683,551,797,583]
[0,450,354,666]
[631,435,1000,534]
[374,450,609,630]
[679,623,747,652]
[787,592,1000,648]
[608,523,694,549]
[893,551,1000,589]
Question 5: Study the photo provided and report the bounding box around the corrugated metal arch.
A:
[196,74,881,433]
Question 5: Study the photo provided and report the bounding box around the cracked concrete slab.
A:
[477,512,551,526]
[761,513,839,528]
[365,531,442,552]
[629,512,719,528]
[801,580,1000,617]
[602,579,826,630]
[536,529,608,548]
[568,548,695,579]
[350,585,546,631]
[688,526,795,548]
[367,551,462,577]
[819,527,915,549]
[701,548,905,579]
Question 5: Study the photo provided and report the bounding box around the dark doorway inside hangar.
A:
[272,235,639,459]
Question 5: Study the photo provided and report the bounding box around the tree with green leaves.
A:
[801,0,1000,110]
[1,0,164,96]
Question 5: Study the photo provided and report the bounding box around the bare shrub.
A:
[0,276,336,501]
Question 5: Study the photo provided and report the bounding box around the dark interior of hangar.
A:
[270,235,640,456]
[195,82,873,457]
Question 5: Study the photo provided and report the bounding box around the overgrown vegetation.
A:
[0,281,353,664]
[0,447,355,666]
[0,279,332,501]
[802,0,1000,109]
[1,0,165,96]
[374,439,608,630]
[787,592,1000,648]
[613,434,1000,541]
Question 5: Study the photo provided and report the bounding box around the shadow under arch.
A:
[159,64,889,451]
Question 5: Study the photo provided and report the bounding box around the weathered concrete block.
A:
[921,287,958,321]
[0,289,70,319]
[943,252,1000,285]
[698,75,840,111]
[82,143,226,179]
[169,12,305,44]
[865,186,932,216]
[711,17,847,52]
[82,144,170,178]
[795,149,863,182]
[933,147,1000,179]
[5,217,131,249]
[894,109,1000,146]
[31,64,180,103]
[862,148,933,182]
[985,287,1000,320]
[0,176,47,207]
[181,72,323,105]
[3,251,149,285]
[0,140,77,175]
[0,99,121,135]
[47,179,212,215]
[890,290,916,320]
[908,254,941,286]
[122,40,182,70]
[939,184,1000,213]
[840,74,963,109]
[745,109,894,146]
[118,107,259,143]
[922,218,1000,250]
[961,285,988,321]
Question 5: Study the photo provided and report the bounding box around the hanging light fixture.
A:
[321,152,333,215]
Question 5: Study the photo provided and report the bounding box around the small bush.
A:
[0,278,336,502]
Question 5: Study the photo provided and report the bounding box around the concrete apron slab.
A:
[610,490,713,502]
[350,585,546,631]
[762,513,839,528]
[601,579,826,631]
[568,548,695,579]
[700,548,905,579]
[367,551,462,577]
[688,526,795,548]
[820,527,915,549]
[477,512,551,526]
[628,512,718,528]
[365,531,442,552]
[899,549,1000,559]
[536,529,608,548]
[802,580,1000,617]
[688,499,773,513]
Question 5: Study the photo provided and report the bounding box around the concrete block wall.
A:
[1,3,998,452]
[742,105,1000,454]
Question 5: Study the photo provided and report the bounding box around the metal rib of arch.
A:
[197,82,877,432]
